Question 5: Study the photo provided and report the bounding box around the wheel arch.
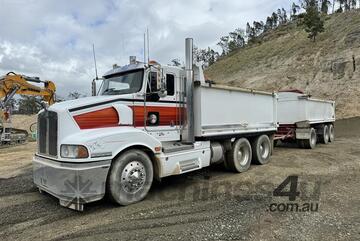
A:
[111,144,161,181]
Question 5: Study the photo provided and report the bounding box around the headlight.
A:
[60,145,89,159]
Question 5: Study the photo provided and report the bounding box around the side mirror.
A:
[149,70,167,98]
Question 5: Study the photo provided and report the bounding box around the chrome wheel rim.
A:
[324,126,329,142]
[237,145,250,166]
[329,125,334,140]
[260,140,270,159]
[311,130,317,146]
[121,161,146,194]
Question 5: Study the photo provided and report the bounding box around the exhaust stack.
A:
[182,38,195,144]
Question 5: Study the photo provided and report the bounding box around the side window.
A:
[166,74,175,96]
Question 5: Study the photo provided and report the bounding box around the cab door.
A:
[143,68,180,141]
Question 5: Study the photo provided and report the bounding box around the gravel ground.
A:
[0,118,359,241]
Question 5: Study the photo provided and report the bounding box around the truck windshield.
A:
[101,69,144,95]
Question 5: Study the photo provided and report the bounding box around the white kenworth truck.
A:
[33,39,278,211]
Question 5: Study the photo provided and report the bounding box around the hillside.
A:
[206,10,360,119]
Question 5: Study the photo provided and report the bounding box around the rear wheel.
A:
[328,124,335,142]
[297,139,305,148]
[225,138,252,173]
[318,125,329,144]
[108,150,153,206]
[303,128,317,149]
[251,135,271,165]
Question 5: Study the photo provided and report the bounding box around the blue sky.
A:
[0,0,290,97]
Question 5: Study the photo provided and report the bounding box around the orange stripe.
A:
[74,107,119,129]
[131,106,183,127]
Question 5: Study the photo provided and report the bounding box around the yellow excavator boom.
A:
[0,72,56,106]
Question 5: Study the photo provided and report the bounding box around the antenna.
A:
[92,43,99,80]
[147,28,150,64]
[143,32,146,64]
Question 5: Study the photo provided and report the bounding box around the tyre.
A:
[225,138,252,173]
[108,150,153,206]
[273,139,279,147]
[318,125,329,144]
[297,139,305,149]
[251,135,272,165]
[328,124,335,142]
[303,128,317,149]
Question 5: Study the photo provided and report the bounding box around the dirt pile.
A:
[9,114,37,133]
[206,10,360,119]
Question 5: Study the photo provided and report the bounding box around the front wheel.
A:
[108,150,153,206]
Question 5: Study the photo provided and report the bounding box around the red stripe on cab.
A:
[74,107,119,129]
[131,106,179,127]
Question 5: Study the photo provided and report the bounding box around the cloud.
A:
[0,0,290,97]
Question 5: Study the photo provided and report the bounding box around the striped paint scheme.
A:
[73,105,184,129]
[74,107,119,129]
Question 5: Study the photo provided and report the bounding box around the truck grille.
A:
[38,111,58,157]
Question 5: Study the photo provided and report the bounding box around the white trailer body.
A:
[33,38,278,211]
[277,92,335,125]
[194,85,277,137]
[276,91,335,149]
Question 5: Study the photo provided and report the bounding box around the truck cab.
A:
[96,60,186,142]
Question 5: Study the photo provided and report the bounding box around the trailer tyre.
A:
[328,124,335,142]
[303,128,317,149]
[297,140,305,148]
[226,138,252,173]
[252,135,272,165]
[319,125,329,144]
[108,150,153,206]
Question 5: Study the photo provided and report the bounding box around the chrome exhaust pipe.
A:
[182,38,195,144]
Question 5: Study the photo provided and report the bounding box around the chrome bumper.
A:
[33,155,111,211]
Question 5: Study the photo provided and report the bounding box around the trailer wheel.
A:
[297,140,305,148]
[252,135,271,165]
[303,128,317,149]
[225,138,252,173]
[328,124,335,142]
[108,150,153,206]
[318,125,329,144]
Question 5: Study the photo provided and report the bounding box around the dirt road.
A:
[0,118,359,241]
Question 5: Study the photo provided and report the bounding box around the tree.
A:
[277,8,288,25]
[264,16,274,32]
[282,8,288,23]
[68,91,84,100]
[193,46,219,67]
[217,36,230,55]
[303,0,325,41]
[320,0,331,13]
[277,8,284,24]
[171,58,181,67]
[291,2,301,18]
[350,0,357,9]
[246,22,256,43]
[228,28,246,51]
[337,0,356,11]
[18,96,41,114]
[271,12,279,27]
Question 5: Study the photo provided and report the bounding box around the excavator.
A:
[0,72,56,147]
